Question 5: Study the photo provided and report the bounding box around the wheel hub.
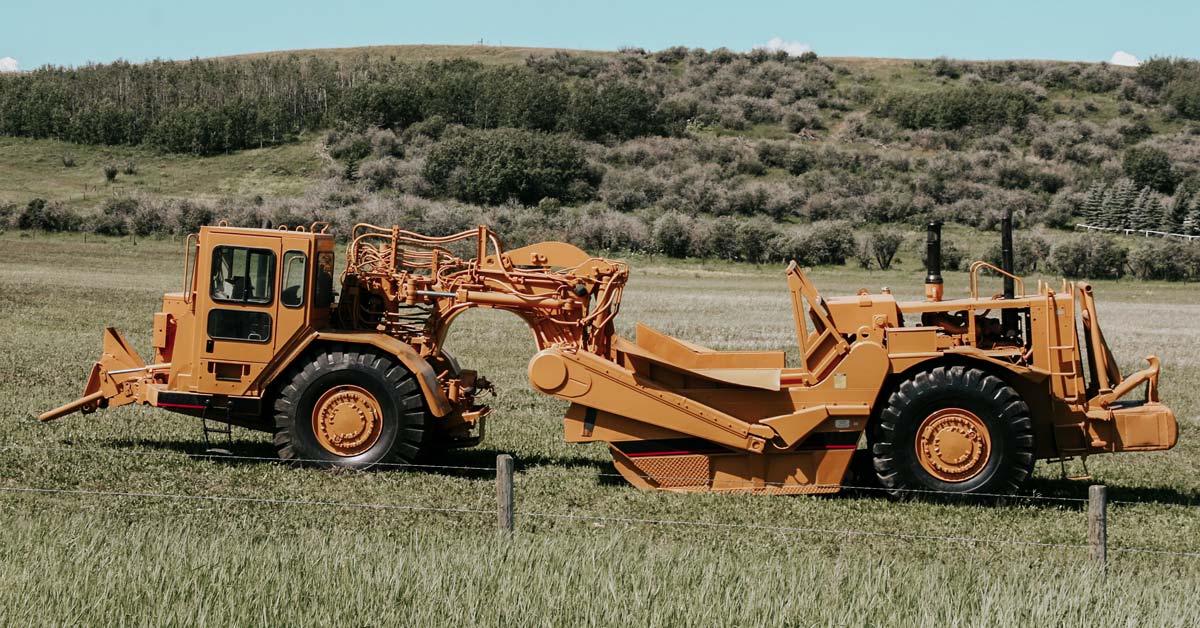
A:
[312,385,383,457]
[915,408,991,482]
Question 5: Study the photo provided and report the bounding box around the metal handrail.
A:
[182,233,198,306]
[968,261,1025,300]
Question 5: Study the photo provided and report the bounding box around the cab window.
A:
[281,251,306,308]
[207,309,272,343]
[211,246,275,305]
[314,251,334,308]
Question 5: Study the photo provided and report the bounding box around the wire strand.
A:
[0,444,496,473]
[4,482,1199,560]
[519,510,1089,551]
[0,485,492,516]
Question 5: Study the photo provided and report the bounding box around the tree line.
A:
[0,56,669,155]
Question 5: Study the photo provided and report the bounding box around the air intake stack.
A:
[924,220,944,302]
[1000,208,1019,336]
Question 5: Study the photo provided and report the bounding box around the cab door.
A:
[195,231,282,395]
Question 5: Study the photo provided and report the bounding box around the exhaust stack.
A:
[924,221,943,302]
[1000,209,1019,336]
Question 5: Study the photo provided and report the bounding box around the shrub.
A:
[1134,57,1191,91]
[878,84,1036,131]
[652,211,693,257]
[177,201,215,234]
[103,164,118,182]
[130,205,165,236]
[1164,78,1200,120]
[756,142,811,175]
[423,128,595,206]
[123,160,138,175]
[689,216,741,260]
[869,229,904,270]
[1128,240,1197,281]
[17,198,82,232]
[327,131,372,162]
[61,154,76,168]
[1050,235,1128,279]
[984,232,1051,273]
[565,79,662,141]
[1123,146,1177,194]
[357,157,401,191]
[335,83,422,129]
[772,221,856,266]
[570,208,650,252]
[854,236,873,269]
[733,217,780,263]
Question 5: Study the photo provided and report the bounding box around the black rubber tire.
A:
[871,365,1035,497]
[272,345,429,468]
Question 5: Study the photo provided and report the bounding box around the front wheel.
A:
[871,366,1035,497]
[272,345,429,468]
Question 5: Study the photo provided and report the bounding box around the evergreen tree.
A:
[1101,179,1137,229]
[1079,182,1105,226]
[1184,198,1200,236]
[1130,186,1161,231]
[1163,189,1193,233]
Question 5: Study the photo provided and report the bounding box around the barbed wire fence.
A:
[2,445,1199,567]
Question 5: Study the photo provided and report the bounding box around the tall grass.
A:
[1,234,1198,624]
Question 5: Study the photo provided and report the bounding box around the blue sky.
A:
[2,0,1197,71]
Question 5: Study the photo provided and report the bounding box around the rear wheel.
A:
[273,345,429,468]
[871,365,1035,497]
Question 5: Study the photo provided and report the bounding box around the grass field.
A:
[0,135,325,208]
[1,232,1199,625]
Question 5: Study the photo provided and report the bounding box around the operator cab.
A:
[154,224,336,397]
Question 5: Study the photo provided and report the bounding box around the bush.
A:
[177,201,215,234]
[123,160,138,175]
[772,221,856,266]
[1050,235,1128,279]
[1128,240,1198,281]
[733,217,780,263]
[1164,78,1200,120]
[16,198,82,232]
[1123,146,1177,194]
[565,79,662,141]
[103,164,118,182]
[689,216,741,260]
[423,128,596,206]
[651,212,693,257]
[130,205,166,236]
[984,232,1051,273]
[756,142,811,175]
[357,157,401,191]
[879,84,1036,131]
[869,229,904,270]
[570,208,650,252]
[335,83,422,129]
[61,154,76,168]
[1134,57,1192,91]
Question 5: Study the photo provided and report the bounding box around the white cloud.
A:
[1109,51,1140,67]
[757,37,813,57]
[0,57,18,73]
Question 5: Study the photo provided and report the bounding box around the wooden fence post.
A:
[496,454,514,534]
[1088,484,1107,571]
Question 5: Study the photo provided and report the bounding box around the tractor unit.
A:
[41,219,1177,496]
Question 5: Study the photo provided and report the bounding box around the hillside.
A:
[2,44,1200,279]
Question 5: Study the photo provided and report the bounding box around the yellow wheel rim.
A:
[914,407,991,483]
[311,385,383,457]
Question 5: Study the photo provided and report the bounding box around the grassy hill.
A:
[2,44,1200,279]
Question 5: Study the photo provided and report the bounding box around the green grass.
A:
[0,135,325,208]
[1,232,1199,625]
